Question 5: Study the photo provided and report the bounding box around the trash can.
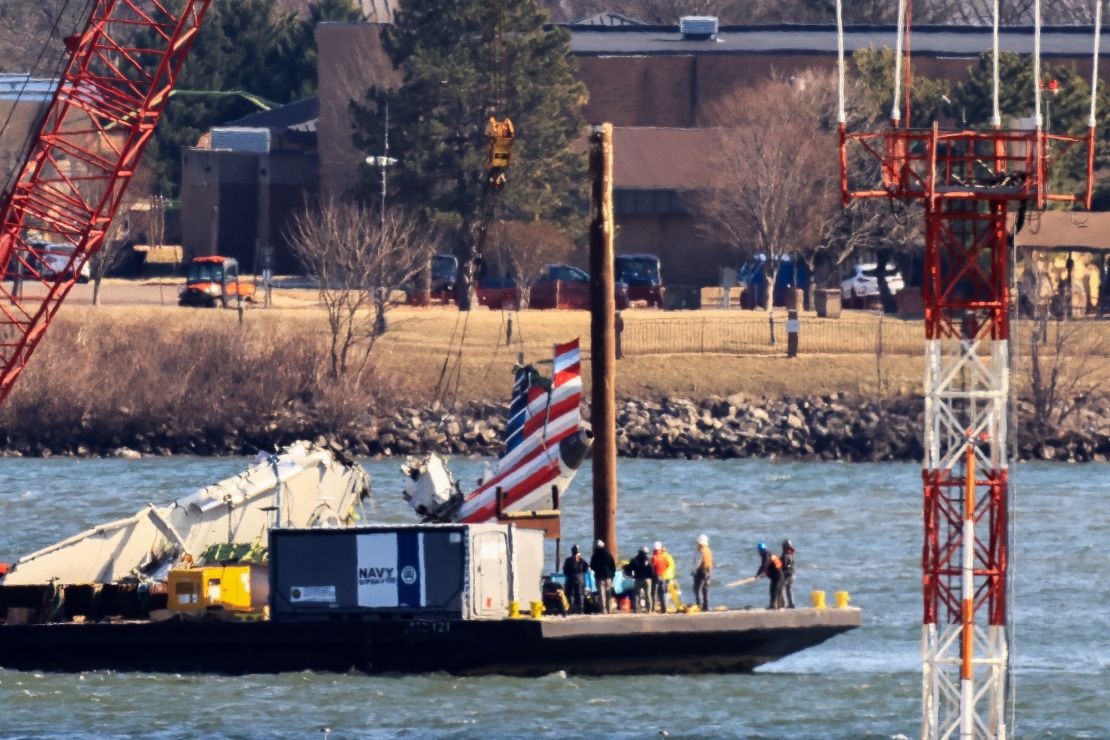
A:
[815,289,842,319]
[896,286,924,315]
[785,288,805,312]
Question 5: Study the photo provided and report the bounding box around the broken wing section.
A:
[2,442,371,585]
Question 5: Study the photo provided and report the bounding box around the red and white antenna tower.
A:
[0,0,213,406]
[835,0,1101,737]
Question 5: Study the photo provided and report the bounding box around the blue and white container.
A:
[269,523,543,621]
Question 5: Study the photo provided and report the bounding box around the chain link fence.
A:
[621,314,1110,358]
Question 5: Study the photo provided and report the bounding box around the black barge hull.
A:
[0,608,859,675]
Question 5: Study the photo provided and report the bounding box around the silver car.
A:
[22,241,91,283]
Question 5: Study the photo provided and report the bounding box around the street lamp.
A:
[365,102,397,228]
[940,94,965,127]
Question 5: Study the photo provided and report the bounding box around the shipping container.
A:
[167,564,269,614]
[269,524,543,621]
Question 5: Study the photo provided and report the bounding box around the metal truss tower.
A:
[0,0,212,406]
[835,2,1100,736]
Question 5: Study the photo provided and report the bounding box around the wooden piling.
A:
[589,123,618,560]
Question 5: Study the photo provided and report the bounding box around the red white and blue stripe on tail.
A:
[458,339,583,522]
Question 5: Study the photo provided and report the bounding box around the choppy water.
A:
[0,456,1106,738]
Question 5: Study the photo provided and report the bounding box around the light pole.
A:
[365,102,396,229]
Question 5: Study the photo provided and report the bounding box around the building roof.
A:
[608,127,726,190]
[0,74,57,103]
[229,96,318,134]
[1018,211,1110,253]
[567,23,1110,58]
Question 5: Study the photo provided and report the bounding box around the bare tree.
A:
[287,199,436,378]
[1019,251,1105,440]
[89,219,132,305]
[923,0,1095,25]
[809,64,936,312]
[696,79,837,343]
[1025,306,1104,439]
[544,0,885,24]
[0,2,86,73]
[487,220,575,308]
[87,166,156,305]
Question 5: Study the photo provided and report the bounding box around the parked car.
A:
[403,252,460,304]
[738,254,808,308]
[408,256,523,308]
[475,273,520,309]
[840,263,904,303]
[430,253,457,294]
[615,253,664,307]
[530,264,630,310]
[12,240,91,283]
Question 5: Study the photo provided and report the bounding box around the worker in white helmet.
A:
[590,539,616,614]
[651,541,674,613]
[691,534,714,611]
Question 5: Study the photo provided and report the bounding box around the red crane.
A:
[0,0,213,406]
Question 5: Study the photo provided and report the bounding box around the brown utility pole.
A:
[589,123,618,560]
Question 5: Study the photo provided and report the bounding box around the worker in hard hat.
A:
[780,539,796,609]
[590,539,617,614]
[630,546,654,613]
[562,544,589,614]
[755,542,784,609]
[651,542,675,613]
[691,534,713,611]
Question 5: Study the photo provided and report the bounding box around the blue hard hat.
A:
[757,542,768,552]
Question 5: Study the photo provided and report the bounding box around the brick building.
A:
[310,20,1110,285]
[180,97,320,272]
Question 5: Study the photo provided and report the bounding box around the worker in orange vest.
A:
[691,534,713,611]
[755,542,784,609]
[651,542,675,613]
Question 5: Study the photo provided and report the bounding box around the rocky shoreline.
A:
[1,394,1107,463]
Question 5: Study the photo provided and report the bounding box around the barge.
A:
[0,523,860,676]
[0,608,860,676]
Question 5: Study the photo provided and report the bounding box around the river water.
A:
[0,456,1106,738]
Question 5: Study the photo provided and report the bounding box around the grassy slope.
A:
[0,294,1101,453]
[15,299,1102,411]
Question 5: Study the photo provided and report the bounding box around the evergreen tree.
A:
[954,52,1109,199]
[144,0,363,196]
[850,47,951,127]
[351,0,588,304]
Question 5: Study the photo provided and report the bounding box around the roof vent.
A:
[680,16,718,40]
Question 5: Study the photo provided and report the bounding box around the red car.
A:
[529,264,630,310]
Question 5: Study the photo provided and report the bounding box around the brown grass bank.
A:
[0,304,1104,456]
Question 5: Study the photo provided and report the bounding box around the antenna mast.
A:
[836,2,1101,737]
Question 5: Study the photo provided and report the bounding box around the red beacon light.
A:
[1040,78,1061,96]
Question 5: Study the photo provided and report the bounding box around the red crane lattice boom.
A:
[0,0,213,405]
